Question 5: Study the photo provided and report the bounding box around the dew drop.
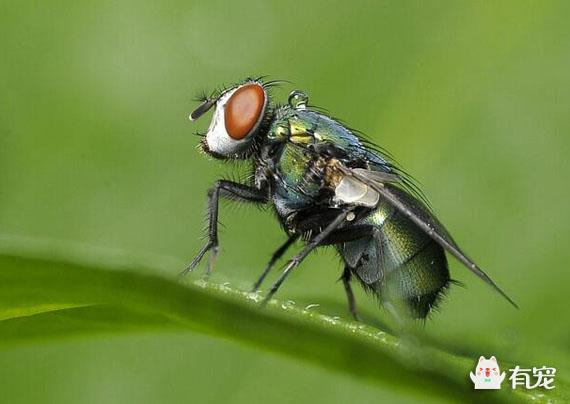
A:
[281,300,296,310]
[288,90,309,110]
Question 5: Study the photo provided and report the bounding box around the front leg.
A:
[181,180,268,277]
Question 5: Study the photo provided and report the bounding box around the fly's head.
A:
[189,78,275,160]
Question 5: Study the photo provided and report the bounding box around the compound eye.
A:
[224,83,266,140]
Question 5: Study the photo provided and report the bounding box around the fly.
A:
[182,77,517,320]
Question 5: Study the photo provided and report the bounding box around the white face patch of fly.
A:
[333,176,380,207]
[205,87,248,157]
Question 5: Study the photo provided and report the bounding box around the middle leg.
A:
[262,209,353,304]
[252,234,299,292]
[262,222,380,318]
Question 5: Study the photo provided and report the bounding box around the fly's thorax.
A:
[268,145,331,219]
[266,107,320,142]
[267,122,289,142]
[265,109,383,210]
[322,158,345,188]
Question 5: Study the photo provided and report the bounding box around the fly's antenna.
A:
[189,99,216,121]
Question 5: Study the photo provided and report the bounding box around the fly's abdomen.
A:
[341,194,450,318]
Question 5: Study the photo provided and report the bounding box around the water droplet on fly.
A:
[288,90,309,110]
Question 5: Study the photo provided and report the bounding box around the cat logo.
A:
[470,356,506,389]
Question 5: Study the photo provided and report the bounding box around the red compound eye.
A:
[224,83,266,140]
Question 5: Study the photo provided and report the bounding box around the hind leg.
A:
[320,225,381,321]
[341,267,360,321]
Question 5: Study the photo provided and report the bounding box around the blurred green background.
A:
[1,0,569,402]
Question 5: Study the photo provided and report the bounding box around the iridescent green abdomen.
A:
[341,185,450,318]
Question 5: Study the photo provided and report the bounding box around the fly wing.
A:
[351,168,400,184]
[339,165,518,309]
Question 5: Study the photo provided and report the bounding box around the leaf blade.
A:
[0,252,566,403]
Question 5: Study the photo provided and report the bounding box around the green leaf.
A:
[0,242,566,403]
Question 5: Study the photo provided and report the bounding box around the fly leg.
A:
[321,225,381,321]
[341,267,360,321]
[268,223,379,320]
[253,211,368,293]
[262,209,352,304]
[252,234,299,292]
[181,180,268,278]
